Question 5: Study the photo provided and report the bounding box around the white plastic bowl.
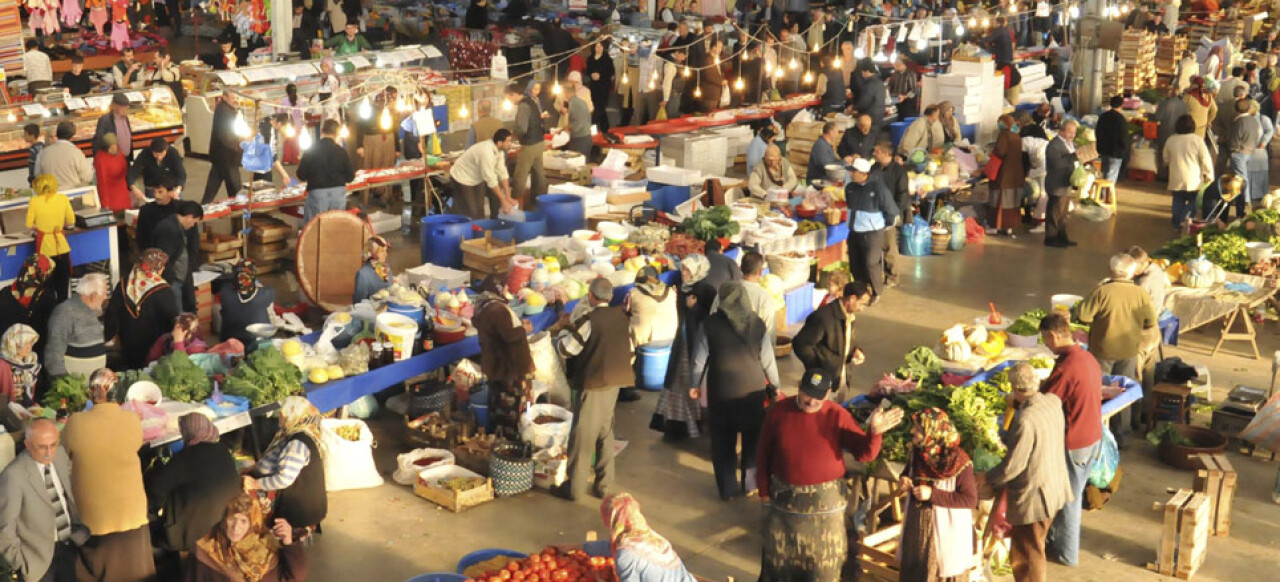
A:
[125,381,163,405]
[1049,294,1084,313]
[246,323,278,338]
[1246,241,1274,263]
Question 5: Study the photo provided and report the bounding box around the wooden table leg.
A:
[1212,306,1261,359]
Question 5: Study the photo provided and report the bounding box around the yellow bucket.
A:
[375,312,418,362]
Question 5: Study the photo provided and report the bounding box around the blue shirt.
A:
[353,263,391,303]
[615,547,696,582]
[746,137,768,174]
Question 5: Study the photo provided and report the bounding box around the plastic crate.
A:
[784,282,816,327]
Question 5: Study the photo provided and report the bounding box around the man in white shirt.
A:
[450,129,517,220]
[22,40,53,91]
[35,122,95,190]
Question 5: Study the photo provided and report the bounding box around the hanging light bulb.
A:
[358,97,373,120]
[551,82,561,95]
[968,16,977,28]
[339,124,350,140]
[714,56,720,66]
[284,123,297,138]
[298,127,313,150]
[380,107,393,131]
[848,19,854,32]
[765,61,774,74]
[803,70,814,84]
[742,51,750,62]
[982,18,990,28]
[833,57,842,69]
[1009,4,1017,14]
[773,67,784,79]
[5,112,14,123]
[683,66,691,78]
[854,46,866,59]
[502,98,513,112]
[1069,4,1080,19]
[232,111,250,138]
[812,44,820,54]
[694,85,702,98]
[957,24,966,36]
[789,58,799,70]
[649,78,656,91]
[734,77,745,91]
[459,103,470,119]
[916,36,928,51]
[621,71,629,85]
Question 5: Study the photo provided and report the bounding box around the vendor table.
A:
[148,410,252,449]
[0,224,120,284]
[1165,273,1277,359]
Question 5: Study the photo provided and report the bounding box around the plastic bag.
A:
[519,404,574,450]
[393,447,455,485]
[240,135,273,174]
[655,106,668,121]
[1074,204,1113,222]
[320,418,384,491]
[1088,425,1120,488]
[528,332,571,407]
[123,401,170,442]
[1069,163,1090,188]
[1242,392,1280,453]
[900,216,932,256]
[964,217,986,243]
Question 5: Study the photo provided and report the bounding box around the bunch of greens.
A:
[895,345,944,386]
[1155,223,1272,273]
[153,351,213,402]
[225,347,303,407]
[1146,423,1194,446]
[1006,308,1048,336]
[1201,233,1250,273]
[42,374,89,411]
[1028,356,1054,369]
[680,206,741,242]
[1243,208,1280,225]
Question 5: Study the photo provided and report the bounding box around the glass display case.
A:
[0,85,184,173]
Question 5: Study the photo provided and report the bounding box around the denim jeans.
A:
[1228,152,1252,219]
[1101,156,1124,183]
[304,186,348,226]
[1171,190,1197,229]
[1047,439,1102,566]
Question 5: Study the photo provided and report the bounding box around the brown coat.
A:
[993,129,1025,189]
[473,300,534,384]
[184,543,308,582]
[698,62,726,112]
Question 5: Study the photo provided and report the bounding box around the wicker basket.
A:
[489,443,534,497]
[408,380,454,418]
[766,253,811,290]
[930,232,950,255]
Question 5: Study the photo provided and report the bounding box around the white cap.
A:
[851,158,874,174]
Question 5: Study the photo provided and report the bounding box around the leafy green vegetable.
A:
[153,351,213,402]
[1006,319,1039,336]
[1243,208,1280,225]
[680,205,741,241]
[1202,233,1250,273]
[225,347,303,407]
[43,374,89,411]
[895,346,944,387]
[1028,356,1054,369]
[1147,423,1194,446]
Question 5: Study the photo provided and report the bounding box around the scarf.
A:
[680,254,710,292]
[10,254,53,308]
[1187,77,1211,107]
[1,324,40,404]
[716,281,760,340]
[233,259,259,302]
[127,248,169,307]
[266,396,324,460]
[180,412,220,445]
[910,407,972,481]
[88,368,117,403]
[196,495,280,582]
[765,160,787,186]
[365,236,390,283]
[634,266,668,300]
[602,493,684,569]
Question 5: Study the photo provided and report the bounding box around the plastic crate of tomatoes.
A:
[464,547,618,582]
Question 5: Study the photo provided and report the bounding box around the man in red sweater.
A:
[756,369,903,582]
[1038,312,1103,568]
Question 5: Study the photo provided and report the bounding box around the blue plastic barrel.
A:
[471,219,515,242]
[537,194,585,235]
[513,211,546,242]
[406,574,466,582]
[960,124,977,143]
[649,185,691,213]
[469,388,489,431]
[387,302,425,325]
[636,342,673,391]
[889,117,917,148]
[420,214,473,268]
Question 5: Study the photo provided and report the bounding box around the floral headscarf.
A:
[10,254,54,308]
[601,493,683,569]
[365,236,390,283]
[910,407,971,481]
[680,254,710,292]
[127,248,170,307]
[196,494,280,582]
[634,266,668,299]
[267,396,324,459]
[1,324,40,404]
[233,259,259,302]
[88,368,118,404]
[180,412,220,445]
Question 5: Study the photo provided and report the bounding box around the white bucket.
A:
[375,312,418,362]
[1246,242,1274,263]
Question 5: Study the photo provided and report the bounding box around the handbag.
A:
[983,155,1003,182]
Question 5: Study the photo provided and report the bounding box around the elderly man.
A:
[1077,253,1157,435]
[839,113,877,163]
[807,122,846,183]
[748,144,799,199]
[556,278,633,501]
[756,369,903,582]
[93,93,134,157]
[44,273,110,379]
[467,99,504,146]
[451,129,518,219]
[111,46,144,90]
[985,363,1073,582]
[1044,119,1079,247]
[1038,312,1103,567]
[35,122,94,189]
[0,418,88,582]
[792,281,872,402]
[845,158,900,301]
[898,105,944,157]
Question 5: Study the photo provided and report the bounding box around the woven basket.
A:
[766,253,811,290]
[408,382,454,418]
[489,444,534,497]
[930,232,950,255]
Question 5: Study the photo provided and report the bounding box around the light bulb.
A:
[1069,5,1080,18]
[5,113,14,123]
[502,98,513,111]
[621,72,629,84]
[742,52,750,61]
[854,47,866,59]
[734,77,745,91]
[957,24,966,36]
[648,79,656,91]
[694,86,702,98]
[339,124,350,140]
[803,71,814,84]
[683,66,691,78]
[285,123,297,138]
[232,111,250,138]
[773,67,784,79]
[552,82,561,95]
[714,56,720,66]
[380,107,392,131]
[969,16,977,28]
[982,18,990,28]
[1009,5,1017,14]
[765,61,774,74]
[789,58,798,70]
[848,19,854,32]
[812,45,820,53]
[298,127,313,150]
[833,57,842,69]
[358,98,372,120]
[652,70,659,82]
[459,104,470,119]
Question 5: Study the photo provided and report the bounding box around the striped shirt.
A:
[257,439,312,491]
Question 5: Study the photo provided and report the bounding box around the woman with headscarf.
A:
[26,174,75,302]
[0,324,41,408]
[937,101,964,144]
[146,413,242,557]
[244,396,328,533]
[472,275,535,438]
[601,493,697,582]
[186,494,308,582]
[146,312,209,363]
[689,280,779,500]
[1184,76,1218,138]
[586,40,616,132]
[63,368,158,581]
[0,254,58,358]
[988,113,1025,236]
[651,255,716,440]
[898,408,977,582]
[748,144,800,199]
[221,259,277,347]
[105,248,181,369]
[353,236,392,303]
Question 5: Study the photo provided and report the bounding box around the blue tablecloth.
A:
[304,271,679,412]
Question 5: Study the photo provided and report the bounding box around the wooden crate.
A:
[412,467,494,512]
[249,241,291,262]
[1193,453,1237,536]
[250,217,292,244]
[858,522,903,581]
[1149,489,1210,579]
[786,121,825,142]
[203,248,243,263]
[461,234,515,278]
[199,232,243,253]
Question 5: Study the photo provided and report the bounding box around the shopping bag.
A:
[240,136,273,174]
[1069,163,1090,188]
[1088,425,1120,488]
[320,418,384,491]
[655,106,668,121]
[983,155,1003,182]
[1241,392,1280,453]
[964,217,986,243]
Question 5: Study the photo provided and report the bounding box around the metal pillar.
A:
[1072,0,1112,115]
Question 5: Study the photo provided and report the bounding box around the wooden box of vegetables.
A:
[413,465,494,512]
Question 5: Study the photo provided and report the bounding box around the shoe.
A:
[617,389,641,403]
[869,295,882,306]
[985,227,997,235]
[1045,239,1069,248]
[1064,239,1079,247]
[1029,224,1045,233]
[592,484,614,499]
[883,280,899,288]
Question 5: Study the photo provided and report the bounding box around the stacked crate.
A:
[1148,489,1210,580]
[1215,19,1245,49]
[195,280,213,337]
[199,232,243,263]
[1118,30,1157,93]
[1156,36,1188,90]
[784,121,824,170]
[248,216,294,274]
[1103,61,1126,100]
[1184,21,1214,50]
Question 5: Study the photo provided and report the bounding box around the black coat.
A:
[791,301,852,377]
[104,279,180,370]
[703,251,742,295]
[144,442,241,552]
[1096,109,1129,159]
[209,101,241,164]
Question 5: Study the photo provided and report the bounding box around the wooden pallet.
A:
[1192,453,1237,536]
[202,248,243,263]
[858,522,903,581]
[1148,489,1210,579]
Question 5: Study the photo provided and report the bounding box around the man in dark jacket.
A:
[845,158,899,300]
[296,119,355,225]
[150,200,203,310]
[1044,120,1079,247]
[807,122,846,183]
[702,239,742,293]
[136,175,180,266]
[792,281,872,402]
[852,60,886,134]
[984,16,1015,67]
[838,113,877,162]
[509,82,548,208]
[556,278,634,501]
[871,141,910,286]
[1096,95,1129,183]
[128,137,187,201]
[202,92,243,204]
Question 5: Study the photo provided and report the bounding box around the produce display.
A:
[680,206,741,242]
[43,374,89,411]
[152,351,214,402]
[224,347,304,406]
[464,546,618,582]
[438,476,487,492]
[1155,209,1280,274]
[334,425,362,441]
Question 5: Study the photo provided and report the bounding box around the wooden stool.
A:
[1148,382,1194,434]
[1089,179,1118,214]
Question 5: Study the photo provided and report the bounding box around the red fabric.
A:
[1041,345,1104,450]
[964,217,986,243]
[984,155,1003,181]
[568,54,587,75]
[93,150,131,212]
[756,398,882,498]
[0,360,16,404]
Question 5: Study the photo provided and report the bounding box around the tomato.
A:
[530,555,542,564]
[507,563,520,572]
[552,571,569,582]
[545,547,558,556]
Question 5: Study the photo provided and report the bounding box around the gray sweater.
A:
[44,297,105,377]
[1229,114,1262,153]
[567,96,591,138]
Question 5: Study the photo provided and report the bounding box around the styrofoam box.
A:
[950,59,995,77]
[544,151,586,171]
[647,165,703,186]
[1019,61,1047,78]
[402,263,469,292]
[591,178,648,194]
[936,74,983,88]
[547,183,609,208]
[367,211,401,235]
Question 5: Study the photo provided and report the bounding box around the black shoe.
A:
[1045,238,1068,248]
[617,388,641,402]
[1064,239,1079,247]
[592,484,613,499]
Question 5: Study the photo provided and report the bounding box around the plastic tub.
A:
[406,574,466,582]
[420,214,473,268]
[1006,332,1038,348]
[636,342,673,391]
[387,302,425,326]
[513,211,546,242]
[376,313,418,361]
[472,219,515,242]
[1246,241,1274,262]
[597,221,629,246]
[537,194,586,235]
[456,549,528,575]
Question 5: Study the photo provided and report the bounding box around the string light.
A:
[621,71,629,84]
[854,46,866,59]
[957,24,966,36]
[459,103,469,119]
[833,57,842,69]
[1069,4,1080,18]
[284,123,297,138]
[734,77,745,91]
[968,16,977,28]
[339,124,350,139]
[694,85,702,98]
[803,71,814,84]
[765,61,774,74]
[232,111,250,138]
[379,107,392,131]
[502,98,513,111]
[982,17,990,28]
[789,58,799,71]
[773,66,784,79]
[298,127,313,150]
[5,113,13,123]
[916,36,928,51]
[358,98,373,119]
[683,66,691,78]
[551,82,561,95]
[742,51,749,61]
[714,56,720,66]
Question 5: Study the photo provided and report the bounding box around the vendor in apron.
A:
[25,174,75,302]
